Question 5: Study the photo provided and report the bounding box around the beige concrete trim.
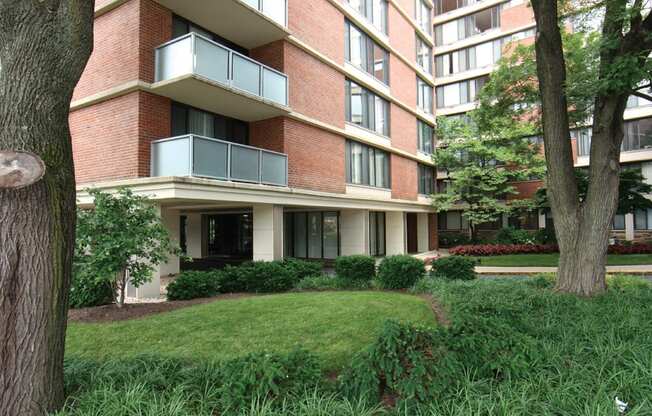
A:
[435,65,496,86]
[434,23,537,56]
[95,0,131,18]
[436,101,478,116]
[433,0,509,25]
[76,176,436,212]
[286,35,436,126]
[326,0,436,86]
[70,80,153,111]
[287,111,435,166]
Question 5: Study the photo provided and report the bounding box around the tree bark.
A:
[530,0,647,296]
[0,1,94,415]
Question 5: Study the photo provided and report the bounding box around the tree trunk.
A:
[0,2,94,415]
[531,0,630,296]
[117,269,127,308]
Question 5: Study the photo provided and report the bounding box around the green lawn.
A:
[66,291,436,370]
[474,253,652,267]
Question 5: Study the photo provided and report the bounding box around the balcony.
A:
[151,135,288,187]
[154,0,288,49]
[152,33,290,122]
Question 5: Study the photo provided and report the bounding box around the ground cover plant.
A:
[474,253,652,267]
[450,243,652,257]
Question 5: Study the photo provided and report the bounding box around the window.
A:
[635,208,652,230]
[418,120,434,154]
[613,213,625,230]
[345,140,391,188]
[369,212,386,256]
[345,79,391,135]
[416,34,432,74]
[172,15,248,55]
[284,212,340,260]
[417,77,434,114]
[415,0,433,34]
[434,0,480,15]
[623,118,652,152]
[345,20,390,84]
[438,211,468,230]
[435,76,488,108]
[434,6,501,46]
[571,128,591,157]
[347,0,388,33]
[435,38,502,77]
[418,164,435,194]
[171,102,249,144]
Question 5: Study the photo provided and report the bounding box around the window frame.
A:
[417,76,434,114]
[418,163,435,195]
[345,79,391,136]
[345,19,390,85]
[345,140,392,189]
[417,120,434,154]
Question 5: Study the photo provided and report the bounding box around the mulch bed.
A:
[68,293,254,323]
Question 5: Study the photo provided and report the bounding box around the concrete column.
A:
[253,204,284,261]
[625,213,635,241]
[538,210,547,229]
[159,207,181,277]
[417,212,430,253]
[340,209,369,255]
[386,211,406,255]
[186,213,203,258]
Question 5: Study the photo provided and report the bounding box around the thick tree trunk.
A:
[0,2,94,415]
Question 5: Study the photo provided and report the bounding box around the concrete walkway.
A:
[476,265,652,275]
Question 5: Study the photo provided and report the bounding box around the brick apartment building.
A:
[71,0,440,298]
[432,0,652,243]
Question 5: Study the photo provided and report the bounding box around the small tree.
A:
[76,188,179,307]
[433,112,545,241]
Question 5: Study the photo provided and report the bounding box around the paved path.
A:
[476,265,652,275]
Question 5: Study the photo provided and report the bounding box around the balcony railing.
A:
[155,33,288,107]
[241,0,287,27]
[151,134,288,186]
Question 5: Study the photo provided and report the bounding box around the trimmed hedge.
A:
[450,243,652,256]
[69,267,115,309]
[376,255,425,289]
[430,256,476,280]
[335,255,376,282]
[166,270,221,301]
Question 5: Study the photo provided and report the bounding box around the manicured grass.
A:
[474,253,652,267]
[66,291,436,370]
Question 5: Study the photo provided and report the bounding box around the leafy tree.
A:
[433,108,545,241]
[0,1,94,414]
[76,188,180,307]
[536,168,652,216]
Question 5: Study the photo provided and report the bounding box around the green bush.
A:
[230,261,301,293]
[494,227,534,244]
[335,255,376,282]
[69,267,114,309]
[281,258,323,280]
[438,232,472,247]
[533,227,557,244]
[376,255,425,289]
[295,275,372,291]
[339,320,448,406]
[166,270,221,301]
[430,256,476,280]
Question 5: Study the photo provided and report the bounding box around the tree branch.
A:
[631,90,652,101]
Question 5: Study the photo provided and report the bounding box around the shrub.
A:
[376,255,425,289]
[166,270,221,301]
[339,320,448,406]
[295,275,371,291]
[335,255,376,282]
[494,227,534,245]
[438,232,472,248]
[608,243,652,254]
[69,266,115,309]
[449,243,559,256]
[281,258,323,280]
[235,261,300,293]
[430,256,476,281]
[533,227,557,244]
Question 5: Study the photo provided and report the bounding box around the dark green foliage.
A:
[236,261,300,293]
[294,275,372,291]
[430,256,476,280]
[166,270,221,301]
[281,258,323,280]
[69,267,114,309]
[376,255,425,289]
[339,320,449,406]
[335,255,376,282]
[533,227,557,244]
[494,227,534,245]
[438,232,473,247]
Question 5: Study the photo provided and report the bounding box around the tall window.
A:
[434,0,480,15]
[172,15,248,55]
[418,164,435,194]
[284,212,340,260]
[345,20,389,84]
[345,79,391,136]
[435,38,502,77]
[623,118,652,152]
[416,34,433,74]
[347,0,388,33]
[418,120,434,154]
[571,128,592,157]
[417,77,434,114]
[171,102,249,144]
[369,212,387,256]
[345,140,391,188]
[415,0,433,34]
[435,76,488,108]
[438,211,468,230]
[434,6,501,46]
[635,208,652,230]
